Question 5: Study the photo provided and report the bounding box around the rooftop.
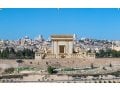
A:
[51,34,73,38]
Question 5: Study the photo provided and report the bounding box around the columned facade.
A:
[51,35,73,58]
[35,34,95,60]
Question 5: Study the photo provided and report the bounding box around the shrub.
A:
[1,75,23,79]
[108,81,112,83]
[104,81,107,83]
[94,81,97,83]
[4,67,14,74]
[109,63,112,67]
[99,81,102,83]
[110,71,120,77]
[113,81,116,83]
[103,67,107,70]
[91,63,94,69]
[47,66,54,74]
[63,68,74,71]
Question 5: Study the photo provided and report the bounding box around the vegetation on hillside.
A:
[109,71,120,77]
[0,47,35,59]
[4,67,15,74]
[47,66,55,74]
[96,49,120,58]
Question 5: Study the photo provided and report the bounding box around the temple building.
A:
[35,34,95,60]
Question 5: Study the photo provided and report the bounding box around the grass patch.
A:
[62,67,98,72]
[63,68,74,71]
[15,67,35,72]
[109,71,120,77]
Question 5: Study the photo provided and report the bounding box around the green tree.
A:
[96,49,120,58]
[22,49,34,59]
[47,66,54,74]
[1,47,9,59]
[9,47,15,54]
[0,48,35,59]
[0,51,2,58]
[16,50,24,59]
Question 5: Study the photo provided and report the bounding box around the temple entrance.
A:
[59,45,65,54]
[51,35,74,59]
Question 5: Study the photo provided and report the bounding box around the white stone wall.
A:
[68,41,73,54]
[52,40,73,58]
[53,41,58,56]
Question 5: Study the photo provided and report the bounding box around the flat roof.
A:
[51,34,73,38]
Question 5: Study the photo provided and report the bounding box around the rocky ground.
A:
[1,58,120,83]
[0,58,120,70]
[0,58,120,75]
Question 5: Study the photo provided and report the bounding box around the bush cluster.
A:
[0,47,35,59]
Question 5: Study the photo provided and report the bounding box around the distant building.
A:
[20,36,32,46]
[111,41,120,51]
[34,35,44,42]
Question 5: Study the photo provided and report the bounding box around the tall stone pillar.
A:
[69,41,73,54]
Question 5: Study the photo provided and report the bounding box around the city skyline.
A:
[0,8,120,40]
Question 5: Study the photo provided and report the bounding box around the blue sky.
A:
[0,8,120,40]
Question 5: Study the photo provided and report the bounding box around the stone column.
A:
[69,41,73,54]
